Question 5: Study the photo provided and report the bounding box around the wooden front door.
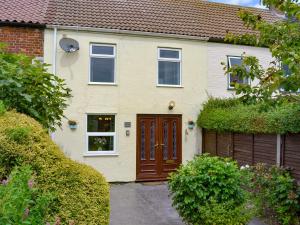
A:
[136,114,182,181]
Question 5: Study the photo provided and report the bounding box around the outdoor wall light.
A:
[168,101,176,110]
[188,120,195,130]
[68,120,78,130]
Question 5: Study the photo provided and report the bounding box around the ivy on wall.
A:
[197,98,300,134]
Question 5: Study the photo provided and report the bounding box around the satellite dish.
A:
[59,38,80,53]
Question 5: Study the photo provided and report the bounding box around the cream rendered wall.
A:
[44,29,208,182]
[207,42,272,98]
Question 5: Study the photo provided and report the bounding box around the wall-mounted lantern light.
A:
[68,120,78,130]
[188,120,195,130]
[168,101,176,110]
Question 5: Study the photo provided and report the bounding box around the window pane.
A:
[90,57,114,83]
[88,115,115,132]
[282,64,291,76]
[158,61,180,85]
[229,57,242,67]
[92,45,114,55]
[229,74,248,87]
[160,49,179,59]
[88,136,114,151]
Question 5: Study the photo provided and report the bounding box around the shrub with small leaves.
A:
[168,154,251,225]
[198,198,253,225]
[5,126,31,144]
[0,111,110,225]
[244,164,300,225]
[0,166,53,225]
[0,101,6,116]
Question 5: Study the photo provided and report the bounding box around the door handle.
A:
[160,144,165,146]
[155,144,160,148]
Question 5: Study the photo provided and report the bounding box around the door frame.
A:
[136,114,182,181]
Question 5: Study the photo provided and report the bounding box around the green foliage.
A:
[168,155,251,225]
[0,46,71,131]
[0,166,53,225]
[197,97,300,134]
[243,164,300,225]
[0,101,6,116]
[224,0,300,104]
[0,111,110,225]
[198,199,253,225]
[5,126,31,144]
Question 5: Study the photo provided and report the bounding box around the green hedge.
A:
[0,111,110,225]
[197,98,300,134]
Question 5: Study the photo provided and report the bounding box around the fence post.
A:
[276,134,281,166]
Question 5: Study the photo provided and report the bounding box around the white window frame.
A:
[227,56,250,90]
[89,44,116,85]
[85,114,117,156]
[157,48,182,87]
[279,62,300,93]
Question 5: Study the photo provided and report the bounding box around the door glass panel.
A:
[141,121,146,160]
[150,121,155,160]
[172,121,177,159]
[163,121,168,160]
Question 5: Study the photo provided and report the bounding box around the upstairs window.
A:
[227,56,249,89]
[90,44,116,84]
[282,63,292,76]
[87,114,116,153]
[280,63,300,92]
[158,48,181,86]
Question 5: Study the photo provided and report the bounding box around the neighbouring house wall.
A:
[44,29,208,182]
[207,42,272,98]
[0,26,44,57]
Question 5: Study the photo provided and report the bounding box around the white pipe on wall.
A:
[50,27,58,140]
[52,27,58,75]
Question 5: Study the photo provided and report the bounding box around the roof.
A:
[0,0,279,39]
[0,0,48,25]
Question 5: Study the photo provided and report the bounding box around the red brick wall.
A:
[0,26,44,57]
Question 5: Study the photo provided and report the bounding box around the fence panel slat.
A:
[203,129,217,156]
[216,133,233,158]
[253,134,277,165]
[233,133,253,166]
[283,134,300,181]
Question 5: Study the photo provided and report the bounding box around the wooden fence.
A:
[202,130,300,182]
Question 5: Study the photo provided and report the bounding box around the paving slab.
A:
[110,182,266,225]
[110,182,183,225]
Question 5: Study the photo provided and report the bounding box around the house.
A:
[0,0,46,58]
[0,0,278,182]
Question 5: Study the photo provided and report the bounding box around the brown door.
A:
[136,114,182,181]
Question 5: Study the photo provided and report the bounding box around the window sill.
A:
[88,82,117,86]
[156,84,184,88]
[83,152,119,157]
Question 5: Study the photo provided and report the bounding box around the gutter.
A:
[46,25,209,42]
[0,21,45,28]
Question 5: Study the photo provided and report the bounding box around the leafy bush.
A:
[0,45,71,131]
[198,199,253,225]
[197,97,300,134]
[244,164,300,225]
[0,101,6,115]
[168,155,251,225]
[5,126,31,144]
[0,166,52,224]
[0,111,110,225]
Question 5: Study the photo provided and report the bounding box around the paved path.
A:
[110,182,266,225]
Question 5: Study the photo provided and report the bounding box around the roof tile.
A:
[0,0,279,39]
